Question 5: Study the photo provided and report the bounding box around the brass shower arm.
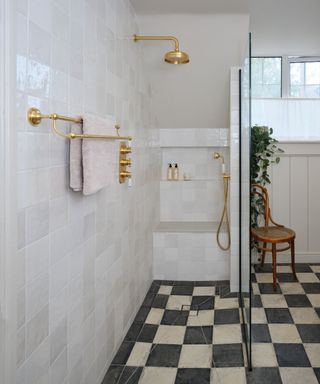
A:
[133,34,180,51]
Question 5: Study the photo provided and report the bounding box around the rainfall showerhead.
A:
[133,34,190,65]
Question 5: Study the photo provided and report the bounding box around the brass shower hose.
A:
[217,175,231,251]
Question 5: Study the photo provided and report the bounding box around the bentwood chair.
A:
[251,184,296,291]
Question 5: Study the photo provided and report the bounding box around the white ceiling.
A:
[130,0,249,14]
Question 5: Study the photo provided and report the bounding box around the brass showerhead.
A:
[133,34,190,65]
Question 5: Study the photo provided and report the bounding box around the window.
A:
[252,57,282,98]
[252,56,320,99]
[289,59,320,98]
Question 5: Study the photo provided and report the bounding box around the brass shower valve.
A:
[120,171,132,178]
[120,146,132,154]
[119,142,132,184]
[120,159,132,166]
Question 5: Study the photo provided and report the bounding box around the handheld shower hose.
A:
[213,153,231,251]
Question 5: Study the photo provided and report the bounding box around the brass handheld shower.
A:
[133,34,190,65]
[213,152,231,251]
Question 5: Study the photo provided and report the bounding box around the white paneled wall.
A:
[269,143,320,262]
[14,0,160,383]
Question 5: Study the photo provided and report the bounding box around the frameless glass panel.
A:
[240,33,252,369]
[252,57,281,98]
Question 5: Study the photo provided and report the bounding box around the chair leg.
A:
[261,242,267,267]
[272,243,277,291]
[291,239,297,279]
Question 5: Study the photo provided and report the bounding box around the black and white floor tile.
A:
[103,263,320,384]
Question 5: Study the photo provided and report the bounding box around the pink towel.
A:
[69,114,118,195]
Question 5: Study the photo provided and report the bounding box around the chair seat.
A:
[251,226,295,243]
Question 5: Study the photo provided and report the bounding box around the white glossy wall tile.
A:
[15,1,160,383]
[153,232,230,281]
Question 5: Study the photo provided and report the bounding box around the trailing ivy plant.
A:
[251,125,283,228]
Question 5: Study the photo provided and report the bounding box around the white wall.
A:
[13,0,160,383]
[250,0,320,55]
[137,13,249,128]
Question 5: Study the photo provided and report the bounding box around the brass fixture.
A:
[119,142,132,183]
[27,107,132,141]
[133,34,190,65]
[213,152,231,251]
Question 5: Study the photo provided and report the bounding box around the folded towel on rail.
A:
[69,124,83,192]
[69,114,118,195]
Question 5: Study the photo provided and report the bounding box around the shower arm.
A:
[133,35,180,52]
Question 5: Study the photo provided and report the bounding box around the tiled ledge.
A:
[155,221,227,233]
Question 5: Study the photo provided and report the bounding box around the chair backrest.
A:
[251,183,271,227]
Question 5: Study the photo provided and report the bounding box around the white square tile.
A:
[179,345,212,368]
[153,325,186,345]
[311,265,320,273]
[126,342,152,367]
[289,308,320,324]
[145,309,164,325]
[252,308,267,324]
[212,368,246,384]
[296,273,319,283]
[261,294,288,308]
[304,344,320,367]
[193,287,215,296]
[139,367,177,384]
[215,297,239,310]
[280,283,305,294]
[280,368,318,384]
[158,286,172,295]
[166,296,192,310]
[307,294,320,307]
[212,325,242,344]
[268,324,302,343]
[252,343,278,367]
[187,310,214,326]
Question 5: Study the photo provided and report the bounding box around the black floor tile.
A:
[316,273,320,281]
[137,324,158,343]
[246,367,282,384]
[214,309,240,325]
[118,367,143,384]
[142,293,156,307]
[314,368,320,383]
[276,273,297,283]
[254,264,274,273]
[102,365,124,384]
[284,294,312,307]
[194,281,217,286]
[171,285,194,296]
[251,295,263,308]
[151,294,169,309]
[212,343,244,367]
[251,273,257,283]
[297,324,320,343]
[175,368,210,384]
[302,283,320,294]
[134,307,150,323]
[146,344,181,367]
[183,326,213,344]
[174,280,194,286]
[265,308,294,324]
[274,343,311,367]
[111,341,135,365]
[191,296,215,310]
[258,283,282,294]
[295,264,313,272]
[315,308,320,318]
[161,280,175,286]
[148,282,160,294]
[251,324,272,343]
[161,310,189,326]
[125,322,144,342]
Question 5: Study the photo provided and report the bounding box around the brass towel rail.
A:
[27,107,132,141]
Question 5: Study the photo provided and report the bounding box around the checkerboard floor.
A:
[248,263,320,384]
[102,264,320,384]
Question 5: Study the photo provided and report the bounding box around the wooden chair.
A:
[251,184,296,291]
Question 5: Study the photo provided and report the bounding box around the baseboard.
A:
[260,252,320,264]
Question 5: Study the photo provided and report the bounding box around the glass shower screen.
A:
[239,33,252,370]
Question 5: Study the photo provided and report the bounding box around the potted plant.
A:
[251,125,283,228]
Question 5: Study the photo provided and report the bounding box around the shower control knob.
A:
[120,171,132,179]
[121,146,132,154]
[120,159,132,166]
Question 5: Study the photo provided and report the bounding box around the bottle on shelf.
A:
[173,163,179,181]
[167,163,173,180]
